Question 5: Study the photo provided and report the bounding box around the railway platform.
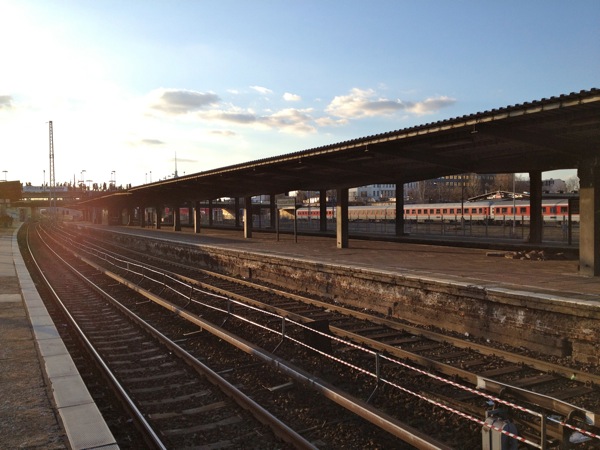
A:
[0,223,117,449]
[72,222,599,364]
[88,223,599,299]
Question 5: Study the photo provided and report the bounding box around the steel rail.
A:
[37,225,318,450]
[64,244,454,450]
[164,269,599,427]
[56,225,600,427]
[26,224,167,450]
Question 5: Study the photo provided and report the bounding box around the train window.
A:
[560,206,567,213]
[417,209,422,214]
[550,207,557,214]
[456,208,461,214]
[449,208,454,214]
[501,207,507,214]
[443,209,448,214]
[520,207,527,214]
[435,209,441,214]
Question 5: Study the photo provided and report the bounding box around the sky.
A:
[1,1,598,189]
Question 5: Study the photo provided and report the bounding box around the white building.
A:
[542,178,567,194]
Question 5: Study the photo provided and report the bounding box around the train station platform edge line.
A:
[10,224,119,450]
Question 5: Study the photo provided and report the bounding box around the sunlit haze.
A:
[1,0,598,188]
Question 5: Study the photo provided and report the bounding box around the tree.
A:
[566,176,580,193]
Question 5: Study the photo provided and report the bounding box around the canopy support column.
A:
[395,183,405,237]
[270,194,276,229]
[320,190,328,232]
[244,196,252,238]
[529,171,543,243]
[155,206,162,229]
[235,198,241,228]
[336,188,349,248]
[173,205,181,231]
[127,207,134,226]
[579,159,600,276]
[194,201,201,234]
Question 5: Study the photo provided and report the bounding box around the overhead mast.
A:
[48,121,57,216]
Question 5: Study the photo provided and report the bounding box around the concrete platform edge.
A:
[11,225,119,450]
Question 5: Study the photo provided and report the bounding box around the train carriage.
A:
[404,201,493,223]
[295,198,578,224]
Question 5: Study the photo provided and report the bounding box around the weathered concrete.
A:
[579,160,600,276]
[77,225,600,364]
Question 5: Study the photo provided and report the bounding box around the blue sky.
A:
[1,0,598,188]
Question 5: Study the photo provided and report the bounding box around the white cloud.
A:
[0,95,13,109]
[406,96,456,115]
[283,92,301,102]
[140,139,166,146]
[199,106,315,134]
[250,85,273,95]
[205,109,257,125]
[326,88,456,119]
[149,89,220,114]
[209,130,237,137]
[261,108,316,133]
[315,116,348,127]
[326,88,401,119]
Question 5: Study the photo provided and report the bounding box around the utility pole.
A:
[48,121,57,216]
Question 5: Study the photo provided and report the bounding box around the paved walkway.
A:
[0,223,117,450]
[92,224,599,302]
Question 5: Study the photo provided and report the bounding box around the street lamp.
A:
[111,170,116,187]
[2,170,7,181]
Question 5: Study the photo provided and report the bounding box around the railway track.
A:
[26,222,457,449]
[24,223,322,449]
[41,223,600,448]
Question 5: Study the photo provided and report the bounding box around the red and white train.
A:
[296,199,578,223]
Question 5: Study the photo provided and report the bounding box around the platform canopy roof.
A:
[85,89,600,206]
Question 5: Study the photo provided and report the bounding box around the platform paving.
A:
[0,224,118,450]
[90,224,599,302]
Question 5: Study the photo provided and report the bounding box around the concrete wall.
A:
[82,227,600,364]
